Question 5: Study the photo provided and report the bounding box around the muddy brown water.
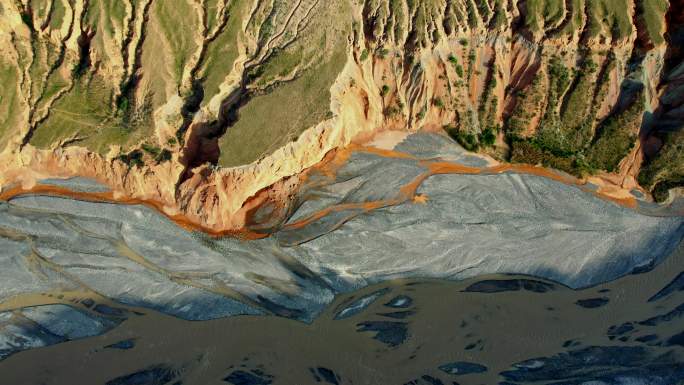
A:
[1,242,683,385]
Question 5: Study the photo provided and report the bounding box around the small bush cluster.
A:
[116,150,145,168]
[448,55,464,77]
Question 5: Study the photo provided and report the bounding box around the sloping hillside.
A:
[0,0,681,230]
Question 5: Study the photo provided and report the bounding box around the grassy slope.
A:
[525,0,564,32]
[153,0,199,86]
[199,0,250,104]
[639,130,684,200]
[0,61,21,149]
[30,75,153,153]
[587,0,633,39]
[217,2,350,167]
[640,0,668,45]
[30,0,197,154]
[218,40,347,168]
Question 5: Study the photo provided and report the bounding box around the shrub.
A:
[548,56,570,95]
[72,63,87,79]
[448,55,464,78]
[510,139,577,174]
[454,64,464,78]
[445,125,480,151]
[246,66,264,82]
[155,149,173,163]
[376,47,390,59]
[433,97,445,108]
[117,96,130,113]
[583,58,598,74]
[416,106,427,119]
[141,143,161,156]
[116,150,145,168]
[456,132,479,151]
[384,105,401,117]
[586,91,644,172]
[479,127,496,147]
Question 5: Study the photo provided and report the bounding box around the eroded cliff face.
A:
[0,0,681,231]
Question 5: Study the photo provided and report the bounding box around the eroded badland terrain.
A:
[0,0,683,231]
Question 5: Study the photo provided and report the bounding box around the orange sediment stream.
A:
[0,184,268,239]
[424,160,637,209]
[0,145,639,238]
[281,147,639,232]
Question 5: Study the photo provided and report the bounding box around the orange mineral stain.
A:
[0,184,267,240]
[285,147,642,231]
[0,144,644,238]
[413,194,429,204]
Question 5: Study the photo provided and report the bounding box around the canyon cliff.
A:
[0,0,682,231]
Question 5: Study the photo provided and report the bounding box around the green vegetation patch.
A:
[389,0,407,39]
[465,0,478,28]
[478,61,498,133]
[86,0,126,38]
[560,0,584,35]
[505,53,638,177]
[445,125,479,151]
[49,0,67,30]
[510,137,590,175]
[200,0,250,104]
[505,71,546,137]
[638,130,684,201]
[217,42,347,168]
[216,0,351,168]
[256,29,327,88]
[639,0,668,45]
[30,76,154,154]
[586,91,644,172]
[153,0,200,85]
[0,62,22,149]
[524,0,564,32]
[443,123,498,152]
[448,54,464,77]
[403,0,447,47]
[559,59,598,129]
[205,0,221,32]
[587,0,633,40]
[534,56,589,154]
